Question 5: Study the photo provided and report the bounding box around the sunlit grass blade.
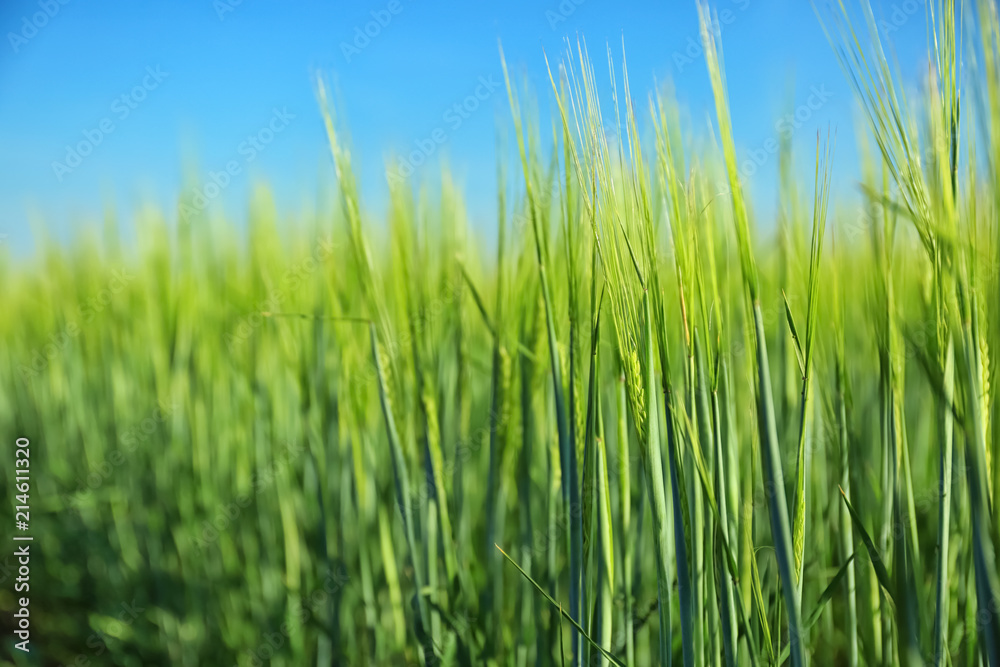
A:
[370,322,432,657]
[839,487,894,602]
[697,4,805,662]
[500,43,579,664]
[495,545,627,667]
[777,554,858,663]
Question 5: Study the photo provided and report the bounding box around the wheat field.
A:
[2,1,1000,665]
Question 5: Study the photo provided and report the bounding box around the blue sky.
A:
[0,0,933,254]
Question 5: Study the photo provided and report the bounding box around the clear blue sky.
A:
[0,0,933,254]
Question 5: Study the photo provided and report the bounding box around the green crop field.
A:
[2,0,1000,665]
